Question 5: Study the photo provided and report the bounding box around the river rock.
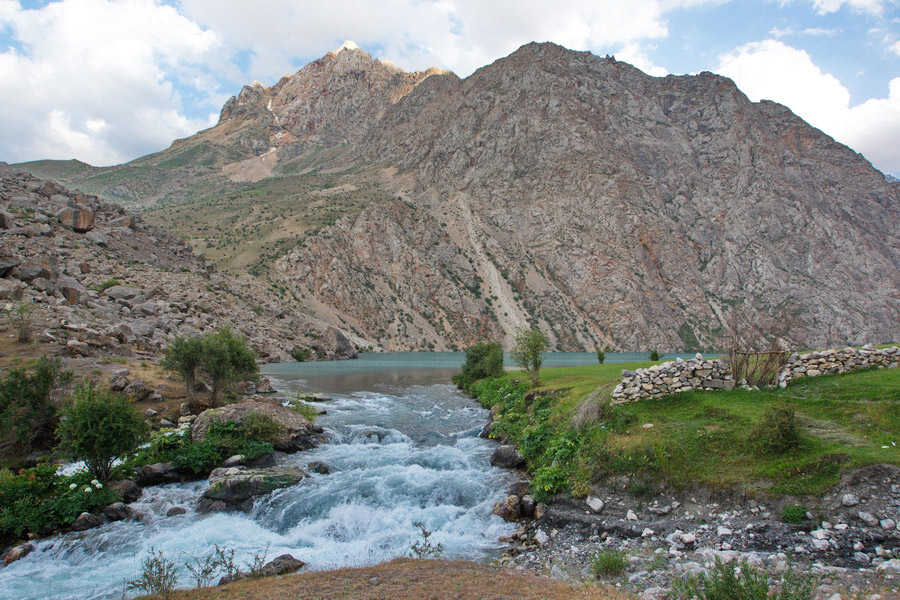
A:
[490,445,525,468]
[308,460,331,474]
[586,496,605,513]
[135,462,180,487]
[192,402,324,452]
[493,495,522,522]
[219,553,306,585]
[166,506,187,517]
[1,543,34,565]
[255,378,277,393]
[72,512,104,531]
[200,466,306,511]
[108,479,142,503]
[102,502,129,521]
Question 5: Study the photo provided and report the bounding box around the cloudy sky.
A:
[1,0,898,176]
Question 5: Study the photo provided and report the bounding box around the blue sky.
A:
[0,0,898,176]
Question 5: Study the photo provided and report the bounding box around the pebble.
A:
[879,518,896,530]
[842,494,860,507]
[858,511,879,527]
[627,510,638,521]
[717,526,732,536]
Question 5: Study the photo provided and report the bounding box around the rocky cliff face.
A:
[0,164,357,362]
[272,43,900,351]
[18,43,900,351]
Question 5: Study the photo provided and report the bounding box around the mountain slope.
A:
[16,42,900,351]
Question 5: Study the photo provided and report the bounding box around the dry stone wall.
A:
[611,345,900,404]
[612,354,734,404]
[778,345,900,387]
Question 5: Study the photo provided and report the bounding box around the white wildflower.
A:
[94,482,103,489]
[84,487,92,493]
[69,483,77,490]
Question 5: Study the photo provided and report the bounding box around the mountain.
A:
[16,42,900,351]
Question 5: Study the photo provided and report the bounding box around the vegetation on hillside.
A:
[467,362,900,500]
[451,341,504,392]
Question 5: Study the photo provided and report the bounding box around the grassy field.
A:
[474,360,900,499]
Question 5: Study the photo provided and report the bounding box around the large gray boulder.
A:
[490,445,526,468]
[191,402,325,452]
[200,466,306,511]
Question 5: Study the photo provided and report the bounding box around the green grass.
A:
[471,362,900,499]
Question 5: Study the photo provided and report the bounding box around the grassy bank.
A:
[472,361,900,499]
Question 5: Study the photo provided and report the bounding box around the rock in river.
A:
[192,402,325,452]
[199,465,306,512]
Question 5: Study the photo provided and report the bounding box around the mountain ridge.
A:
[14,42,900,351]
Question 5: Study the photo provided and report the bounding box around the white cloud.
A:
[177,0,711,80]
[719,39,900,175]
[809,0,889,15]
[615,43,669,76]
[0,0,222,165]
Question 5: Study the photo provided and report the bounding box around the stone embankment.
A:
[612,345,900,404]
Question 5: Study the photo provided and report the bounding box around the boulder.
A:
[200,465,306,510]
[110,215,135,229]
[57,207,95,232]
[105,285,140,301]
[490,445,526,468]
[0,280,24,301]
[108,479,142,503]
[0,255,21,277]
[124,378,152,401]
[85,230,108,247]
[255,378,277,394]
[324,326,358,359]
[219,553,305,585]
[166,506,187,517]
[0,210,15,229]
[102,502,129,521]
[192,402,325,452]
[71,512,104,531]
[492,495,522,522]
[1,543,34,566]
[13,261,52,282]
[64,339,92,357]
[56,275,87,305]
[135,462,180,487]
[308,460,331,474]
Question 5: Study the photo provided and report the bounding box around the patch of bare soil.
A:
[165,558,623,600]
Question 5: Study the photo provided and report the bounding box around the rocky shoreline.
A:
[495,465,900,599]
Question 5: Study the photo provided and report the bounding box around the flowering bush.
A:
[0,464,118,538]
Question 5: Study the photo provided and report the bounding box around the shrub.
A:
[290,347,310,362]
[56,383,148,481]
[7,302,34,343]
[673,558,815,600]
[649,349,663,361]
[452,341,504,391]
[781,504,808,524]
[511,327,549,386]
[90,279,121,293]
[0,465,118,538]
[289,397,318,421]
[408,521,444,559]
[750,405,801,454]
[595,346,605,364]
[591,549,627,578]
[127,548,178,600]
[0,356,72,454]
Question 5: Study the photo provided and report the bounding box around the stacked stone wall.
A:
[778,344,899,387]
[611,345,900,404]
[612,354,734,404]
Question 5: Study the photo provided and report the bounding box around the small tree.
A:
[201,327,258,407]
[649,349,662,361]
[56,383,148,481]
[594,345,605,364]
[161,335,205,399]
[452,341,504,391]
[511,326,549,386]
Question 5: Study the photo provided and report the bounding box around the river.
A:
[0,352,677,599]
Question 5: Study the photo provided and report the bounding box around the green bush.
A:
[750,405,801,454]
[452,341,504,392]
[595,346,605,364]
[90,279,121,293]
[289,397,318,421]
[781,504,808,524]
[56,383,148,481]
[290,348,310,362]
[591,549,627,578]
[161,335,205,399]
[0,464,118,538]
[649,349,663,361]
[673,558,815,600]
[0,356,72,454]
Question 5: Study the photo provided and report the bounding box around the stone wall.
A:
[611,345,900,404]
[612,354,734,404]
[778,345,900,387]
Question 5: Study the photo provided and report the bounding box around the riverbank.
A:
[472,361,900,598]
